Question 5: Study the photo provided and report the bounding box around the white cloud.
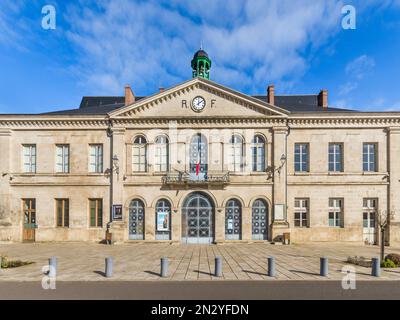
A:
[345,54,375,80]
[63,0,345,94]
[339,54,375,96]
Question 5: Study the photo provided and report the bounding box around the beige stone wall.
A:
[1,79,400,244]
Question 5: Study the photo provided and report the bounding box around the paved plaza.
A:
[1,242,400,281]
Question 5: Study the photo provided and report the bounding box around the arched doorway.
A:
[182,192,214,244]
[155,199,171,240]
[225,199,242,240]
[129,199,145,240]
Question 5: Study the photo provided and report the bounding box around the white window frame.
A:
[363,143,377,172]
[363,198,377,228]
[23,144,36,173]
[252,135,266,172]
[229,135,244,172]
[154,136,169,172]
[294,143,309,172]
[328,198,343,228]
[56,145,70,173]
[133,136,147,172]
[89,144,103,173]
[294,198,309,228]
[328,143,343,172]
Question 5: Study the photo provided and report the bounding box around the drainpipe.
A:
[107,119,113,228]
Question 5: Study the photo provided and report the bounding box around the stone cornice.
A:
[288,115,400,128]
[0,118,109,129]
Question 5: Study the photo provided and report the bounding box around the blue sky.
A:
[0,0,400,113]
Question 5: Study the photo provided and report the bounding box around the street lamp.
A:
[112,155,119,175]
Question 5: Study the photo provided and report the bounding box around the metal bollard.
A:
[161,257,168,278]
[0,256,2,271]
[48,257,57,278]
[372,257,381,277]
[320,257,329,277]
[215,256,222,277]
[268,256,276,277]
[105,257,113,278]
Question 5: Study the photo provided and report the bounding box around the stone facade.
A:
[0,77,399,244]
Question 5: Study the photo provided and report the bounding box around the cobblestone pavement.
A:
[1,242,400,281]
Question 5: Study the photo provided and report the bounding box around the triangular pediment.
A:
[109,78,289,119]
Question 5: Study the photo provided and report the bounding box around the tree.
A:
[376,210,395,261]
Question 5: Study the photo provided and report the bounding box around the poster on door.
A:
[227,219,233,230]
[157,210,170,232]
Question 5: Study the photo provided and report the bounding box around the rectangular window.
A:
[328,198,343,227]
[294,143,309,172]
[294,198,309,228]
[56,199,69,228]
[23,145,36,173]
[363,198,377,228]
[363,143,377,172]
[133,144,147,172]
[89,199,103,228]
[56,145,70,173]
[89,144,103,173]
[154,143,168,172]
[329,143,343,172]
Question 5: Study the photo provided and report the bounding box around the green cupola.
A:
[191,49,211,79]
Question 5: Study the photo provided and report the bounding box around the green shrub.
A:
[381,259,397,268]
[384,254,400,266]
[0,255,33,269]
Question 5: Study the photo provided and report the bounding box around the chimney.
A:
[318,89,328,109]
[159,87,165,93]
[267,85,275,105]
[124,85,135,106]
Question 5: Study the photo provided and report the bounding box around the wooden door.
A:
[23,199,36,242]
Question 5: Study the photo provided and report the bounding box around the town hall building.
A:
[1,50,400,245]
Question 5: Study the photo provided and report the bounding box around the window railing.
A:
[162,171,230,185]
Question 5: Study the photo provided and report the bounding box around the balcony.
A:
[162,171,230,186]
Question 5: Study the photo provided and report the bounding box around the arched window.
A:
[129,199,145,240]
[229,134,244,172]
[155,199,171,240]
[154,136,169,172]
[132,135,147,172]
[225,199,242,240]
[189,134,208,180]
[252,135,266,172]
[252,199,268,240]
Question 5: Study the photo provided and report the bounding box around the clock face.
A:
[191,96,206,112]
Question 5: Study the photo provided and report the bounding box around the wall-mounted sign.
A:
[274,204,285,221]
[157,210,170,232]
[112,204,123,221]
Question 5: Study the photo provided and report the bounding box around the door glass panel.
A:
[129,200,145,240]
[225,199,242,240]
[252,199,268,240]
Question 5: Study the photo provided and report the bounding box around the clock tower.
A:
[191,49,211,80]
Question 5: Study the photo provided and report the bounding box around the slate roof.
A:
[41,93,355,115]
